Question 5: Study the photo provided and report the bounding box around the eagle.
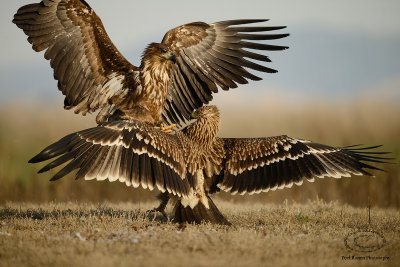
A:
[30,105,389,225]
[13,0,289,127]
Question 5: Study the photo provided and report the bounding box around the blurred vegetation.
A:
[0,96,399,207]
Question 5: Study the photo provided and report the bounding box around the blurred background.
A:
[1,0,399,207]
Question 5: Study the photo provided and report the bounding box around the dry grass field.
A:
[0,200,399,267]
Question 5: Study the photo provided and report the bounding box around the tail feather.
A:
[173,196,231,225]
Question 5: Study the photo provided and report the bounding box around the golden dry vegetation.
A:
[0,200,399,267]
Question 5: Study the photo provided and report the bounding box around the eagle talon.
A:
[146,207,167,217]
[155,123,177,133]
[147,192,170,217]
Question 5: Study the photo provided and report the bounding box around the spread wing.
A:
[217,136,389,195]
[13,0,139,117]
[161,19,289,125]
[29,120,192,197]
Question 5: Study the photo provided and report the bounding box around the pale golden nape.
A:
[184,106,221,147]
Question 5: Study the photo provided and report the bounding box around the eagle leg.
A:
[155,123,177,134]
[147,192,170,216]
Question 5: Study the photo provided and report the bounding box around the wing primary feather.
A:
[171,72,197,113]
[270,162,280,189]
[38,152,75,173]
[74,145,103,180]
[151,158,165,192]
[212,44,271,63]
[260,163,270,191]
[237,172,248,195]
[216,19,269,26]
[53,37,80,81]
[108,145,122,180]
[278,160,289,187]
[97,146,116,180]
[228,26,287,32]
[245,168,257,194]
[163,164,176,195]
[174,58,207,106]
[85,146,110,179]
[50,162,78,181]
[118,147,130,182]
[38,141,91,173]
[221,173,235,192]
[206,50,258,82]
[240,41,289,51]
[203,52,242,86]
[185,49,229,91]
[140,155,152,190]
[29,133,76,163]
[307,154,328,177]
[174,170,186,197]
[236,33,290,41]
[182,49,227,90]
[131,153,140,188]
[343,145,382,150]
[295,157,312,180]
[251,166,263,193]
[168,167,181,197]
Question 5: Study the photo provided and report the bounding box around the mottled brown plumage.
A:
[30,105,389,225]
[13,0,289,126]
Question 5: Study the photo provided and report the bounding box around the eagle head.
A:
[191,105,220,120]
[142,43,176,65]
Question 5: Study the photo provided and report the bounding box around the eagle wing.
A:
[161,19,289,125]
[29,120,192,197]
[13,0,139,117]
[217,136,389,195]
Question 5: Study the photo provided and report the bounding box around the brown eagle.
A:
[13,0,289,127]
[30,105,389,225]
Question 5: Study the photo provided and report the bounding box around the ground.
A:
[0,200,399,267]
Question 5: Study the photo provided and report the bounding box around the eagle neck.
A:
[186,115,219,148]
[136,59,172,122]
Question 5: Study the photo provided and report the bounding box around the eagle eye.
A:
[160,48,167,53]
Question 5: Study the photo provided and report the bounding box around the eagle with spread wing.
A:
[30,105,389,225]
[13,0,289,127]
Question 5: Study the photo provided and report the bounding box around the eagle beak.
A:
[190,110,199,119]
[163,51,177,63]
[169,53,177,63]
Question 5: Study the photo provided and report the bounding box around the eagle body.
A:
[175,106,225,209]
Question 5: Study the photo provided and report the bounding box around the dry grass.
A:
[0,200,399,267]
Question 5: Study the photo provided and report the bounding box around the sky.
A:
[1,0,400,107]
